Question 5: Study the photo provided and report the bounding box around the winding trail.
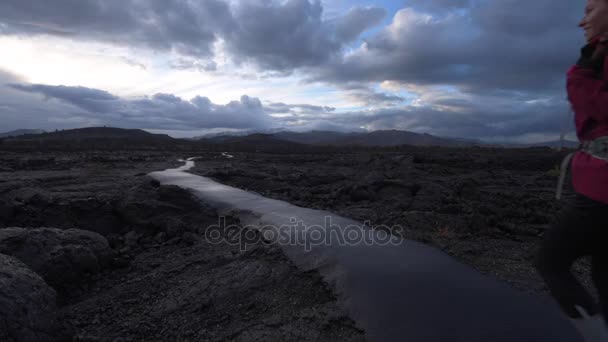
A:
[149,158,581,342]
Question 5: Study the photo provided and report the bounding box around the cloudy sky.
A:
[0,0,587,142]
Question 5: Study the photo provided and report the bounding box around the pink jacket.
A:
[566,45,608,204]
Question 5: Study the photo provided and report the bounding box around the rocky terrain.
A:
[0,150,362,341]
[0,145,595,341]
[188,145,591,295]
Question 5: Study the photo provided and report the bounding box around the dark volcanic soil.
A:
[0,150,363,341]
[188,146,594,296]
[0,146,597,341]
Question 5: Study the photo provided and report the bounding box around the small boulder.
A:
[165,217,186,238]
[155,232,167,243]
[0,253,58,342]
[0,200,14,225]
[0,227,116,291]
[349,186,373,202]
[124,230,141,246]
[182,232,202,246]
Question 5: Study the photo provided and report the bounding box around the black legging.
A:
[536,193,608,319]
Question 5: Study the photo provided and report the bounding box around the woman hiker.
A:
[536,1,608,341]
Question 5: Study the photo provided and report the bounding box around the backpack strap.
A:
[556,151,577,200]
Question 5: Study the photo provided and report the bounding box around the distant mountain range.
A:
[197,129,576,148]
[1,127,579,149]
[198,130,578,148]
[0,129,45,138]
[199,130,484,147]
[190,128,287,140]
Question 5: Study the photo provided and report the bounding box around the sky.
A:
[0,0,588,142]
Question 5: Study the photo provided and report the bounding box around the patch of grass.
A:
[545,164,561,178]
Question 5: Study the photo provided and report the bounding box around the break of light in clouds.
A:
[0,0,586,142]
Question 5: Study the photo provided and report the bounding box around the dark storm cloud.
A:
[334,6,387,43]
[223,1,385,70]
[0,1,584,142]
[7,83,276,131]
[0,0,232,58]
[292,0,583,141]
[312,95,572,141]
[313,0,583,94]
[0,0,385,71]
[471,0,576,37]
[0,0,583,86]
[10,84,119,113]
[265,102,336,115]
[407,0,471,13]
[347,89,404,106]
[0,72,97,131]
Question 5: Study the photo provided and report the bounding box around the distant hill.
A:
[527,140,579,149]
[201,133,302,146]
[481,139,580,149]
[199,135,244,144]
[191,128,287,141]
[218,133,295,145]
[1,127,183,150]
[196,133,305,153]
[6,127,174,141]
[273,131,355,145]
[0,129,45,138]
[329,130,477,147]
